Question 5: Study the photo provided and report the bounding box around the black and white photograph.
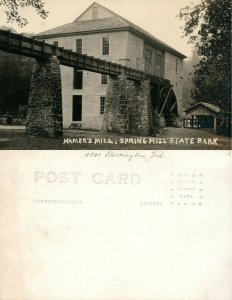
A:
[0,0,230,149]
[0,1,232,300]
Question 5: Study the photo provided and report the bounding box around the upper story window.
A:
[102,37,109,55]
[76,39,82,54]
[92,6,98,19]
[73,70,83,89]
[175,58,179,74]
[101,74,108,84]
[53,41,59,47]
[144,49,152,65]
[156,50,163,77]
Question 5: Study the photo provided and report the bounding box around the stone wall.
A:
[26,56,63,137]
[131,79,153,135]
[103,73,153,136]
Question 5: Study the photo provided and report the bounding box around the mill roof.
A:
[35,2,187,59]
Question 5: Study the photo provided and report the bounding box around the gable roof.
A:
[74,1,114,22]
[35,17,129,37]
[35,2,187,58]
[185,102,221,113]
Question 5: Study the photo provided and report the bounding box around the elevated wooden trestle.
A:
[0,29,170,86]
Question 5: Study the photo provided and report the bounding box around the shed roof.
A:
[35,2,187,59]
[185,102,221,113]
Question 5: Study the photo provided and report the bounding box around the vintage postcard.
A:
[0,0,230,150]
[0,0,231,299]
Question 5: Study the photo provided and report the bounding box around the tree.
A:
[0,27,34,117]
[179,0,231,111]
[0,0,48,27]
[0,51,33,116]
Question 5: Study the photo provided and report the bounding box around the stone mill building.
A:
[35,2,186,133]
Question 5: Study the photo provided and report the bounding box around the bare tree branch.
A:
[0,0,48,27]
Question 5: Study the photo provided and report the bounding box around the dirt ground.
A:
[0,127,231,150]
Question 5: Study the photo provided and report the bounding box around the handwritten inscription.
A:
[85,151,165,161]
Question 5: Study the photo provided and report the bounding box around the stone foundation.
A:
[103,73,153,136]
[152,111,166,127]
[26,56,63,138]
[102,74,129,134]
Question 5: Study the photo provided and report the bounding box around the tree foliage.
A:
[182,47,200,109]
[0,0,48,27]
[179,0,231,111]
[0,51,33,116]
[0,27,33,117]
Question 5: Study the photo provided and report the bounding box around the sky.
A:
[0,0,197,58]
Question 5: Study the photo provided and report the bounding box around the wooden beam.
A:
[0,29,172,84]
[160,86,172,115]
[170,102,177,112]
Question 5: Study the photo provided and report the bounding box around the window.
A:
[175,58,178,74]
[73,95,82,121]
[73,70,83,89]
[144,49,152,65]
[53,41,59,47]
[92,6,98,19]
[156,51,162,76]
[100,97,105,115]
[102,37,109,55]
[144,49,152,73]
[76,39,82,54]
[101,74,108,84]
[155,50,163,77]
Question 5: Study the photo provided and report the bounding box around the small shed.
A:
[183,102,220,132]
